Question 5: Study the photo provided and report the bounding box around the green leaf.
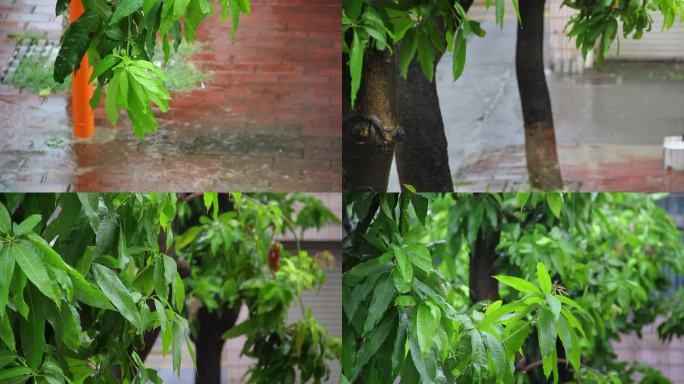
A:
[393,246,412,285]
[517,192,531,208]
[557,295,588,315]
[398,29,418,78]
[404,244,432,272]
[536,262,553,294]
[0,312,16,351]
[546,293,561,319]
[504,322,530,360]
[20,286,45,369]
[0,367,33,382]
[0,246,16,316]
[14,215,41,236]
[416,302,436,356]
[557,315,580,372]
[54,10,102,83]
[452,30,467,80]
[45,302,82,352]
[494,275,541,294]
[410,194,428,225]
[89,54,119,82]
[172,320,183,376]
[92,263,142,329]
[471,329,487,375]
[482,331,505,377]
[546,193,563,219]
[537,307,557,378]
[222,319,254,339]
[105,72,121,125]
[351,315,393,382]
[349,29,364,107]
[363,274,394,334]
[417,30,435,82]
[110,0,143,25]
[12,242,61,307]
[0,203,11,233]
[172,272,184,311]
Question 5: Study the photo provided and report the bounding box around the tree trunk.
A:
[193,304,241,384]
[469,230,501,303]
[343,49,400,192]
[394,1,474,192]
[515,0,564,190]
[395,56,453,192]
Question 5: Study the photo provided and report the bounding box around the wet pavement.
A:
[0,0,340,192]
[388,17,684,191]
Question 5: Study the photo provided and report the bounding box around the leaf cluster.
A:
[0,193,188,383]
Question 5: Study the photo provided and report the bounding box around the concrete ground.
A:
[0,0,340,192]
[388,18,684,191]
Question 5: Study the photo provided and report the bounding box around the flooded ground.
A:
[388,18,684,191]
[0,0,340,191]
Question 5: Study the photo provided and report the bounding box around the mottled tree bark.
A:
[343,49,400,192]
[470,230,501,303]
[515,0,564,190]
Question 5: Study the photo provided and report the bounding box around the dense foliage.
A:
[0,193,186,383]
[342,192,684,383]
[174,193,341,383]
[342,0,684,105]
[53,0,250,138]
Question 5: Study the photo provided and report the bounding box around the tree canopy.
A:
[0,192,340,384]
[342,192,684,383]
[342,0,684,105]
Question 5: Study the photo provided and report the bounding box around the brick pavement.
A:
[0,0,340,191]
[454,144,684,192]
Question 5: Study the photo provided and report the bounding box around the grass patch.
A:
[154,41,210,93]
[11,55,70,94]
[9,37,207,95]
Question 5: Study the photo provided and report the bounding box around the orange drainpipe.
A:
[70,0,94,138]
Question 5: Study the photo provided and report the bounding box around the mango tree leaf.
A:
[14,215,42,236]
[20,286,45,369]
[537,308,557,378]
[110,0,143,25]
[0,247,16,316]
[494,275,541,294]
[416,302,436,356]
[0,203,10,233]
[546,193,563,219]
[0,312,16,351]
[536,262,553,294]
[363,274,394,334]
[54,10,102,83]
[92,264,142,329]
[12,242,61,307]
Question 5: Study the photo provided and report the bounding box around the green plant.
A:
[174,193,341,383]
[343,192,684,383]
[11,55,71,94]
[0,192,188,383]
[53,0,250,138]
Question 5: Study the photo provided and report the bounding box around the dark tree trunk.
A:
[395,56,453,192]
[343,49,400,192]
[469,230,501,303]
[394,0,474,192]
[193,304,241,384]
[515,0,564,190]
